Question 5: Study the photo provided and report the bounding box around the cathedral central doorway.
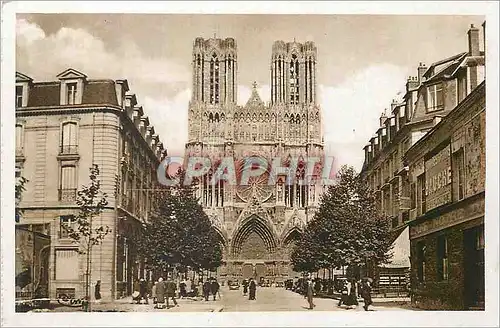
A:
[229,214,279,282]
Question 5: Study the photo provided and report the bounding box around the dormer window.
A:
[427,82,444,112]
[16,86,23,108]
[15,72,32,107]
[67,83,77,105]
[57,68,87,106]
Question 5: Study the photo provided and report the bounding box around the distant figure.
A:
[248,278,257,300]
[138,278,148,304]
[179,279,187,298]
[305,278,315,309]
[94,280,101,303]
[211,278,220,301]
[165,276,179,308]
[152,281,157,304]
[360,279,373,311]
[155,278,166,309]
[203,280,211,301]
[242,279,248,296]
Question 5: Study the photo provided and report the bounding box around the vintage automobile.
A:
[227,280,240,290]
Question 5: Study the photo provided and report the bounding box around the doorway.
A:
[463,225,485,309]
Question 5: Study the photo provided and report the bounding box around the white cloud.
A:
[141,89,191,158]
[16,19,190,85]
[319,64,408,172]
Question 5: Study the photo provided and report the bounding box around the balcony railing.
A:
[59,145,78,155]
[59,188,77,202]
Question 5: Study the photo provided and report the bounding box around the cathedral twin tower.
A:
[190,37,318,107]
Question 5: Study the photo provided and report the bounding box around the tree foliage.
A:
[291,165,392,272]
[15,176,28,222]
[64,164,111,252]
[134,169,223,273]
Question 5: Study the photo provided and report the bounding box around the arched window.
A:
[210,53,220,104]
[290,54,299,105]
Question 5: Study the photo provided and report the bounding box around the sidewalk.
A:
[50,296,224,312]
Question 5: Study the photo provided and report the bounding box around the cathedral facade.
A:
[185,37,324,283]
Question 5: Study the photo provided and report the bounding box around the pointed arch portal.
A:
[231,215,277,260]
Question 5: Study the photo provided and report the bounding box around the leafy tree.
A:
[15,176,28,222]
[135,169,222,276]
[64,164,110,311]
[291,165,392,277]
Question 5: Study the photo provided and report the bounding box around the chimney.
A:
[390,99,398,112]
[406,76,419,92]
[417,62,427,83]
[379,109,388,127]
[468,24,480,56]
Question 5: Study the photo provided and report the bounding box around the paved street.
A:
[47,287,413,312]
[47,287,413,313]
[219,287,412,312]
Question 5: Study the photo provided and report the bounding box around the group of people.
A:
[241,278,257,300]
[202,278,221,301]
[337,278,373,311]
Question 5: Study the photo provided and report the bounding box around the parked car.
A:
[228,280,240,290]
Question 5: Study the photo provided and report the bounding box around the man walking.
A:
[210,278,220,301]
[203,279,211,301]
[305,278,316,309]
[165,276,179,308]
[248,278,257,300]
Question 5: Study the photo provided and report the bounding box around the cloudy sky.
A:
[16,12,485,171]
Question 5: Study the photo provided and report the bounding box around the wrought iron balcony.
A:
[59,188,77,202]
[59,145,78,155]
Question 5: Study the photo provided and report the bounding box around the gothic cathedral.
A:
[185,37,324,282]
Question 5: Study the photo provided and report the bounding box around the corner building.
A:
[15,69,167,302]
[185,37,324,283]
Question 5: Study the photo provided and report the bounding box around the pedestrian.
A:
[152,281,157,304]
[305,278,316,309]
[343,278,359,309]
[94,280,101,304]
[165,276,179,308]
[210,278,220,301]
[139,278,149,304]
[203,279,211,301]
[360,279,373,311]
[155,277,166,309]
[248,278,257,300]
[179,279,187,299]
[242,279,248,296]
[338,280,348,307]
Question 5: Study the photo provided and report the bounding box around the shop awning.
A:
[380,226,410,269]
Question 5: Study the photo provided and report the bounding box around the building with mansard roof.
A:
[15,68,167,302]
[360,23,485,300]
[185,37,325,283]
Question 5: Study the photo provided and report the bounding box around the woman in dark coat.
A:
[248,278,257,300]
[155,278,166,309]
[94,280,101,303]
[242,279,248,296]
[360,280,373,311]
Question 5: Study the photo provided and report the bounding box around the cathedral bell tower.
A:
[188,36,238,144]
[192,37,238,105]
[270,40,317,106]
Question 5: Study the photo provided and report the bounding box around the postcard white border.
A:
[2,1,498,327]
